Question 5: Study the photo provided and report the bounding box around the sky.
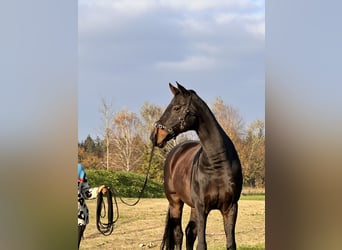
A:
[1,2,342,249]
[78,0,265,141]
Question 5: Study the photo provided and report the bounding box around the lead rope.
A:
[119,145,155,206]
[96,145,155,235]
[96,186,118,236]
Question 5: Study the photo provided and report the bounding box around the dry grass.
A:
[80,198,264,250]
[241,187,265,195]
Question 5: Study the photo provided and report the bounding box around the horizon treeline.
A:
[78,97,265,188]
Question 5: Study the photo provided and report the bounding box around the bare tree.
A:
[99,97,115,170]
[211,96,245,145]
[111,109,144,172]
[139,102,163,143]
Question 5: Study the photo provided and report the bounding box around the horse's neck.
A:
[198,121,227,155]
[195,101,231,160]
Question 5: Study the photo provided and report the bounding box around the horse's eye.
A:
[173,105,181,111]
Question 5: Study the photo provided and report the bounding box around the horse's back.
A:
[164,140,201,207]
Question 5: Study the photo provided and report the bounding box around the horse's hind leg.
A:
[162,202,184,250]
[185,207,197,250]
[221,202,238,250]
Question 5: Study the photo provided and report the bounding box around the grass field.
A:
[79,196,264,250]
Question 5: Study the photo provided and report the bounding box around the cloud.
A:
[215,12,265,38]
[79,0,264,71]
[79,0,262,11]
[78,0,265,140]
[156,55,216,71]
[79,0,155,15]
[78,0,264,82]
[159,0,260,11]
[79,0,264,34]
[78,0,156,35]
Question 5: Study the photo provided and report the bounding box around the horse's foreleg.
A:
[221,202,238,250]
[185,207,197,250]
[169,203,184,250]
[194,204,208,250]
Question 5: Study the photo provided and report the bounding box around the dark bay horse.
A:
[150,83,243,250]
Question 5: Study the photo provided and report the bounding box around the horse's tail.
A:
[160,207,174,250]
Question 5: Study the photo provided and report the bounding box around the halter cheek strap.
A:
[154,122,175,134]
[154,93,195,135]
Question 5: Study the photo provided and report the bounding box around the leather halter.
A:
[154,93,195,138]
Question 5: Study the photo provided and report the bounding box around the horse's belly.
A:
[174,182,194,207]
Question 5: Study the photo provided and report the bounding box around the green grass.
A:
[238,244,265,250]
[240,194,265,201]
[87,170,165,198]
[87,170,265,201]
[209,246,264,250]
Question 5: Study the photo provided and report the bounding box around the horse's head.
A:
[150,82,198,148]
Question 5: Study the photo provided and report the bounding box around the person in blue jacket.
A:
[78,163,105,248]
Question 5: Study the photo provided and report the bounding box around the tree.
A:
[210,97,265,187]
[77,96,265,188]
[139,102,163,143]
[241,119,265,187]
[78,135,103,169]
[99,97,115,170]
[139,102,198,179]
[78,143,86,162]
[84,135,96,153]
[111,109,144,172]
[211,97,245,162]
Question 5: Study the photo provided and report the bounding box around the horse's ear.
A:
[169,83,180,96]
[176,81,189,95]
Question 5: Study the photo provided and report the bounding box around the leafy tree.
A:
[78,135,103,169]
[210,97,265,187]
[137,144,164,183]
[78,143,86,162]
[84,135,96,154]
[211,97,245,171]
[211,97,245,144]
[93,136,105,159]
[241,119,265,187]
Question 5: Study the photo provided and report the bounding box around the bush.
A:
[87,170,165,198]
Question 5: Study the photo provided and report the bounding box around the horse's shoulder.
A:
[177,140,201,151]
[166,140,201,161]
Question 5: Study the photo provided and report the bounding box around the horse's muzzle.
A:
[150,128,158,146]
[150,127,169,148]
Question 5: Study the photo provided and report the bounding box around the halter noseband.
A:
[154,93,195,137]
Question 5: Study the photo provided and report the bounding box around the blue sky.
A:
[78,0,265,141]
